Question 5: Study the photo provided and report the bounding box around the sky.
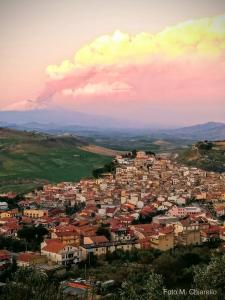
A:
[0,0,225,127]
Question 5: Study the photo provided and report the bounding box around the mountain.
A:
[1,108,225,141]
[162,122,225,140]
[0,108,143,128]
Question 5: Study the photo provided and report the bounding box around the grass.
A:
[0,128,111,193]
[0,183,41,194]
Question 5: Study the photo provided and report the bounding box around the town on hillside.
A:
[1,150,225,297]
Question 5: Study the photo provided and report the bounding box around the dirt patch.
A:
[79,145,126,157]
[153,140,171,146]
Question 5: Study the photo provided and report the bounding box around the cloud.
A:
[46,14,225,79]
[3,14,225,112]
[62,81,132,97]
[1,99,47,111]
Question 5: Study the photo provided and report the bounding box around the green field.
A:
[0,128,111,193]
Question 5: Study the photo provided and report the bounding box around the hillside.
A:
[162,122,225,140]
[0,128,112,193]
[177,140,225,172]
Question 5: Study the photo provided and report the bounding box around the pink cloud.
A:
[48,55,224,106]
[4,55,224,112]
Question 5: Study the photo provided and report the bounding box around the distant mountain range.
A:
[0,109,142,129]
[0,109,225,140]
[160,122,225,140]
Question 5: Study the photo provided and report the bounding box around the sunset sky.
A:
[1,0,225,126]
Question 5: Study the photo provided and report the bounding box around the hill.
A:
[0,128,112,193]
[177,140,225,172]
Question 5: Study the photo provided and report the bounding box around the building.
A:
[23,209,48,219]
[150,227,175,251]
[51,231,80,246]
[41,239,80,266]
[80,236,140,260]
[0,202,8,210]
[17,252,47,267]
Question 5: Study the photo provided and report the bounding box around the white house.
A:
[41,239,80,266]
[0,202,8,210]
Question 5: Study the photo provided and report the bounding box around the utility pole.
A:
[84,263,87,280]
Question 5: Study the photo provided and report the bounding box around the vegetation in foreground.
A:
[1,245,224,299]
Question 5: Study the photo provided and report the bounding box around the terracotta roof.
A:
[54,231,78,237]
[0,217,17,223]
[90,235,109,244]
[55,225,77,232]
[160,226,174,234]
[67,282,91,290]
[17,252,40,262]
[42,240,65,253]
[106,207,117,214]
[0,250,11,258]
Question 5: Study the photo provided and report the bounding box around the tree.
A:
[131,149,137,158]
[96,224,111,241]
[119,271,165,300]
[144,272,165,300]
[193,253,225,298]
[2,267,63,300]
[17,225,48,250]
[0,236,26,252]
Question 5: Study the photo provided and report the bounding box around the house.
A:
[106,207,118,218]
[168,206,201,218]
[150,226,175,251]
[215,206,225,217]
[0,202,8,210]
[62,281,92,299]
[17,252,47,267]
[0,222,21,237]
[51,231,80,246]
[152,215,178,225]
[80,236,140,260]
[177,229,201,246]
[201,226,220,243]
[23,209,48,219]
[41,239,80,266]
[168,206,187,218]
[81,235,109,258]
[0,211,11,219]
[111,227,134,242]
[132,224,174,251]
[175,217,201,246]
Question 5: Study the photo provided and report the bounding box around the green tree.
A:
[0,236,26,252]
[2,267,63,300]
[96,224,111,241]
[119,271,165,300]
[193,253,225,299]
[17,225,48,250]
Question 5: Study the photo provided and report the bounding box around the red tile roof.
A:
[17,252,40,262]
[42,240,65,253]
[90,235,109,244]
[0,250,11,259]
